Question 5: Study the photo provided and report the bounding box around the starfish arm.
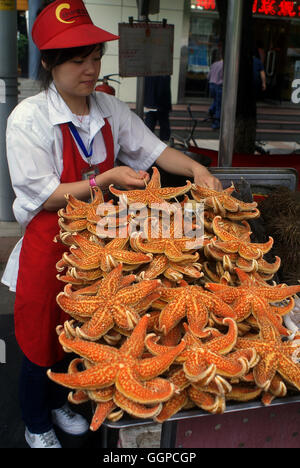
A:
[258,285,300,303]
[205,283,240,303]
[70,233,102,256]
[68,390,89,404]
[238,243,264,261]
[112,304,140,330]
[226,385,262,402]
[278,355,300,391]
[109,186,145,203]
[154,391,188,423]
[145,333,178,356]
[232,296,253,322]
[164,241,198,263]
[76,306,115,341]
[119,314,149,358]
[139,254,169,279]
[87,386,115,403]
[257,256,281,275]
[188,386,225,414]
[183,352,216,384]
[136,340,186,380]
[97,263,124,296]
[250,237,274,254]
[186,296,209,338]
[116,367,175,404]
[155,181,192,200]
[57,329,119,363]
[158,296,187,335]
[47,362,119,390]
[116,279,161,306]
[253,352,278,391]
[90,401,116,432]
[205,317,238,354]
[147,166,162,189]
[134,237,166,255]
[56,291,105,318]
[113,390,162,418]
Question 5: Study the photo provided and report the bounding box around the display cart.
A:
[100,166,299,449]
[101,395,300,448]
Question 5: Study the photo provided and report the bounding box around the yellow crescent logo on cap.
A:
[55,3,75,24]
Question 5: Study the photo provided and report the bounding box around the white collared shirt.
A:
[2,84,167,291]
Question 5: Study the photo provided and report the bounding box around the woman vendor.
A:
[2,0,222,448]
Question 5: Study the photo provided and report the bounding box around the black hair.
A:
[38,43,106,90]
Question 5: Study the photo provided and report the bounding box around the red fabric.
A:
[188,147,300,190]
[32,0,119,50]
[14,119,115,366]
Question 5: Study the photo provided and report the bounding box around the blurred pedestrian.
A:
[144,75,172,143]
[207,58,223,130]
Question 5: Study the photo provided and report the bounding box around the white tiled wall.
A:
[85,0,185,103]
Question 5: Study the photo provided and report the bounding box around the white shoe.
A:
[51,403,89,435]
[25,427,62,448]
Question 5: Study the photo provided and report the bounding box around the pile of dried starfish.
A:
[48,167,300,431]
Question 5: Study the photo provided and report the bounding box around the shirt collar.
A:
[47,82,111,133]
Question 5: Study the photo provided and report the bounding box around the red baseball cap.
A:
[32,0,119,50]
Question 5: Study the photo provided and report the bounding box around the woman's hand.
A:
[99,166,150,190]
[192,165,223,191]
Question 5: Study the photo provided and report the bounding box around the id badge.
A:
[81,165,100,181]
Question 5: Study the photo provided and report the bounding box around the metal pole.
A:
[28,0,42,80]
[0,0,18,221]
[218,0,243,167]
[135,0,146,119]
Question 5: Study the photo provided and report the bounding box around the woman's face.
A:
[50,46,102,104]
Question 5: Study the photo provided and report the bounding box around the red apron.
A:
[14,119,115,367]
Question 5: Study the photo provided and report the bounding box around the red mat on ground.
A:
[188,147,300,190]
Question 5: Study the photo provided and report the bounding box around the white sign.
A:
[291,79,300,104]
[0,79,6,103]
[118,22,174,77]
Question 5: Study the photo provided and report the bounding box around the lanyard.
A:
[68,122,94,160]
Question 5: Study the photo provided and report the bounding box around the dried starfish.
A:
[235,314,300,392]
[47,315,186,406]
[191,184,258,218]
[137,254,203,282]
[109,166,192,207]
[211,216,274,260]
[58,187,105,232]
[157,279,236,337]
[63,231,152,272]
[130,213,204,264]
[205,267,300,335]
[57,264,162,340]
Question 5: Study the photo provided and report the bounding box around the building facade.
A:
[20,0,300,104]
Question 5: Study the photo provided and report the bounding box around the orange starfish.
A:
[47,315,186,405]
[137,254,203,282]
[235,314,300,392]
[191,184,258,219]
[130,213,204,264]
[109,166,192,206]
[58,187,105,233]
[211,216,274,260]
[63,231,152,272]
[57,264,162,340]
[205,268,300,335]
[157,279,236,337]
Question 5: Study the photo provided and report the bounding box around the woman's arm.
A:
[42,166,150,211]
[155,146,222,190]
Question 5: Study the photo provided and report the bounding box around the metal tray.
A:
[101,395,300,448]
[209,167,298,192]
